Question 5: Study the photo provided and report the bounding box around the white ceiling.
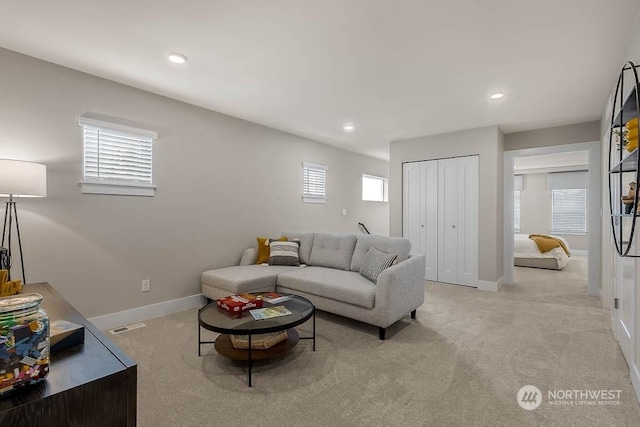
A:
[514,151,589,172]
[1,1,639,160]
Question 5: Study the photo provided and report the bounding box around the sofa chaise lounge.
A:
[201,231,426,339]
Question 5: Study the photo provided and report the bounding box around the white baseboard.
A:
[632,364,640,405]
[89,294,204,331]
[477,276,504,292]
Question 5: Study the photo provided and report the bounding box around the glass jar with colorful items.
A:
[0,293,49,396]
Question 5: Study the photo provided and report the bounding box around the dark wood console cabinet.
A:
[0,282,137,426]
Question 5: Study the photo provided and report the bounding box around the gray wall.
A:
[389,126,504,283]
[504,121,601,151]
[0,48,389,318]
[518,173,588,251]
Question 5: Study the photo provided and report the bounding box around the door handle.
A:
[452,225,456,229]
[421,225,424,228]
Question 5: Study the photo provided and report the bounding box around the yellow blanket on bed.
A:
[528,234,570,257]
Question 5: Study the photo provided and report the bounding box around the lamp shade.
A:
[0,159,47,197]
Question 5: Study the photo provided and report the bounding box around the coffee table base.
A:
[214,328,299,360]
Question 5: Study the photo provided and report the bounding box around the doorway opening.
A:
[504,142,601,297]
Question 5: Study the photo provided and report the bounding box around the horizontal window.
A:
[362,174,388,202]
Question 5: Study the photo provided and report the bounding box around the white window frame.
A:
[78,117,157,197]
[551,188,587,234]
[302,162,327,203]
[513,190,521,232]
[362,174,388,202]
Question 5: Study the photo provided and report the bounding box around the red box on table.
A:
[216,294,263,317]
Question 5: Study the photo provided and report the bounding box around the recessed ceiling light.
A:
[343,124,355,132]
[168,53,188,64]
[490,93,504,99]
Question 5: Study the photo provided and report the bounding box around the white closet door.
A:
[438,158,458,284]
[422,161,438,280]
[403,162,422,256]
[456,156,478,286]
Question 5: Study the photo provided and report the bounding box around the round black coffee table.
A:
[198,293,315,386]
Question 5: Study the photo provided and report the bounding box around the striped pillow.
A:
[359,247,397,283]
[268,240,300,266]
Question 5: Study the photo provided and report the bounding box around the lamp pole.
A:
[1,194,26,284]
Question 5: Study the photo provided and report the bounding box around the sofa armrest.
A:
[374,254,426,326]
[239,247,257,266]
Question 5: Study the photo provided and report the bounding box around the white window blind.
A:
[362,174,388,202]
[514,190,521,231]
[303,162,327,203]
[78,117,157,196]
[552,189,587,233]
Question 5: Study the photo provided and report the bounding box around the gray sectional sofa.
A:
[201,232,426,339]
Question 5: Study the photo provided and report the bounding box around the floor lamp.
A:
[0,159,47,284]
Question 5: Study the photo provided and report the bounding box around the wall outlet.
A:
[141,279,150,292]
[342,208,347,216]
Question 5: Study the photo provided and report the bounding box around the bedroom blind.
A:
[552,189,587,233]
[547,171,587,190]
[514,191,521,231]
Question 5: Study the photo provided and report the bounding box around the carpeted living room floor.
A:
[110,256,640,426]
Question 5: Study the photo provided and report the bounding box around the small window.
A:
[302,162,327,203]
[514,190,521,231]
[79,117,157,196]
[552,188,587,234]
[362,174,388,202]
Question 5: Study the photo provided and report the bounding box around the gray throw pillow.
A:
[359,247,397,283]
[269,240,300,266]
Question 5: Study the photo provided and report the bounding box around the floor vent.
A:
[109,322,146,335]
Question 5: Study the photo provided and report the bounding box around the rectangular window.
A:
[362,174,388,202]
[514,190,521,231]
[79,117,157,196]
[552,188,587,234]
[302,162,327,203]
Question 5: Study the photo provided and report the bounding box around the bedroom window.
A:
[551,189,587,234]
[79,116,157,196]
[514,191,521,231]
[302,162,327,203]
[362,174,388,202]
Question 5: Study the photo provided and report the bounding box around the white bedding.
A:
[514,234,570,269]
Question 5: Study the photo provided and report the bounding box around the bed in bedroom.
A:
[514,234,571,270]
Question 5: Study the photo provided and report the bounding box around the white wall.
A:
[518,173,588,251]
[505,122,600,151]
[389,125,504,284]
[0,48,389,318]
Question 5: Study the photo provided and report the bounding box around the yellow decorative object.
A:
[626,136,639,153]
[0,270,22,297]
[627,127,638,141]
[626,117,638,130]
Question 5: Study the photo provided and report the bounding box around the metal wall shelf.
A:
[609,61,640,257]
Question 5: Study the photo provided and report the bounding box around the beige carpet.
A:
[111,256,640,426]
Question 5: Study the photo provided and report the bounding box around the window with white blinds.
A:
[552,189,587,234]
[78,117,157,196]
[514,190,521,231]
[302,162,327,203]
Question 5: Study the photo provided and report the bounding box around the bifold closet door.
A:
[402,161,438,280]
[437,156,478,286]
[455,156,478,286]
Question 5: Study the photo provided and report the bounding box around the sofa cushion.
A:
[309,232,357,271]
[281,231,315,264]
[359,247,397,283]
[269,240,300,266]
[350,235,411,272]
[277,267,375,309]
[201,265,298,294]
[256,237,286,264]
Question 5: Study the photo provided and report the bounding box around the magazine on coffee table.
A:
[249,305,292,320]
[261,292,293,304]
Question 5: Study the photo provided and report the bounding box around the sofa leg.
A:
[411,310,417,319]
[378,327,386,340]
[206,297,213,304]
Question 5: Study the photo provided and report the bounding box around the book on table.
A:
[261,292,293,304]
[249,305,292,320]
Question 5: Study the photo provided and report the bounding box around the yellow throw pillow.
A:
[256,236,287,264]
